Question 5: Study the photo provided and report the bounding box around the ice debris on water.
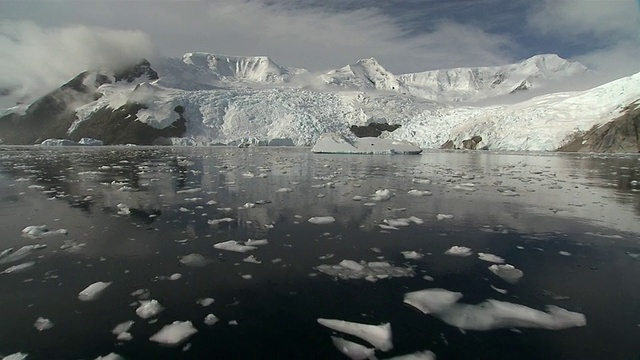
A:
[116,203,130,216]
[197,298,215,307]
[34,317,54,331]
[179,253,210,267]
[112,320,134,341]
[386,351,437,360]
[0,245,44,265]
[408,189,432,197]
[401,251,424,260]
[371,189,393,201]
[318,318,393,351]
[308,216,336,224]
[316,259,414,282]
[21,225,67,239]
[436,214,454,220]
[213,240,257,253]
[404,288,586,330]
[149,321,198,346]
[204,314,219,326]
[444,246,472,257]
[208,217,235,226]
[489,264,524,283]
[242,255,261,264]
[95,353,125,360]
[1,261,35,274]
[2,353,28,360]
[330,336,375,360]
[136,300,164,319]
[244,238,268,246]
[478,253,505,263]
[78,281,111,301]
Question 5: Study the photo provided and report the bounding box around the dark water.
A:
[0,146,639,360]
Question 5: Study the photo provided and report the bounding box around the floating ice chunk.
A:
[412,178,431,184]
[401,251,424,260]
[34,317,54,331]
[445,246,472,257]
[308,216,336,224]
[371,189,393,201]
[244,239,268,246]
[478,253,505,263]
[213,240,257,253]
[489,264,523,283]
[149,321,198,346]
[352,195,364,201]
[207,217,235,226]
[95,353,124,360]
[169,273,182,281]
[243,255,261,264]
[379,224,399,230]
[490,285,508,294]
[179,253,210,267]
[386,350,437,360]
[408,189,432,196]
[204,314,219,326]
[242,274,253,280]
[330,336,375,360]
[276,187,293,193]
[1,261,35,274]
[584,232,623,239]
[176,188,202,194]
[316,260,414,281]
[21,225,67,239]
[2,353,28,360]
[439,300,586,331]
[112,320,134,337]
[317,318,393,351]
[436,214,454,220]
[197,298,215,307]
[385,219,411,227]
[559,251,572,256]
[116,203,130,216]
[136,300,164,319]
[78,281,111,301]
[0,245,40,265]
[404,289,464,314]
[452,183,476,192]
[408,216,424,225]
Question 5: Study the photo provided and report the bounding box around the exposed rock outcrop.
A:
[440,136,484,150]
[558,101,640,153]
[0,59,185,145]
[350,122,401,138]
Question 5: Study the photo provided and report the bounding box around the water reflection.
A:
[0,147,639,359]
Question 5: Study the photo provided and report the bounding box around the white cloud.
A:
[528,0,640,40]
[0,21,155,106]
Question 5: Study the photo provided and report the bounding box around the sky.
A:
[1,0,639,106]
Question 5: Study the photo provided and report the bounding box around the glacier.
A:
[1,53,638,151]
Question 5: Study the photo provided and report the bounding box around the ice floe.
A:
[330,336,375,360]
[444,246,472,257]
[0,245,44,264]
[179,253,210,267]
[213,240,257,253]
[404,288,586,330]
[149,321,198,346]
[21,225,67,239]
[317,318,393,351]
[478,253,505,263]
[316,260,414,282]
[436,214,454,220]
[401,251,424,260]
[371,189,393,201]
[244,238,268,246]
[242,255,262,264]
[34,317,54,331]
[308,216,336,224]
[204,314,219,326]
[407,189,432,196]
[2,353,28,360]
[197,298,215,307]
[489,264,524,283]
[94,353,124,360]
[112,320,134,341]
[386,350,437,360]
[136,300,164,319]
[207,217,235,226]
[78,281,112,301]
[311,133,422,154]
[1,261,35,274]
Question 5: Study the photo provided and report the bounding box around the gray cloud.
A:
[0,21,154,106]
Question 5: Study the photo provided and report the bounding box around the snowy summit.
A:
[0,53,638,152]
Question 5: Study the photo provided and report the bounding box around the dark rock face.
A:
[558,102,640,153]
[441,136,484,150]
[114,59,159,83]
[350,122,401,138]
[511,80,530,92]
[0,60,186,145]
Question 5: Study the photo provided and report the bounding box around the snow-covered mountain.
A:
[0,53,638,152]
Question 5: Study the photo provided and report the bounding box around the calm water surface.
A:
[0,147,639,360]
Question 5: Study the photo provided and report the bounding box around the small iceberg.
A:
[149,321,198,346]
[317,318,393,351]
[78,281,111,301]
[330,336,375,360]
[311,133,422,154]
